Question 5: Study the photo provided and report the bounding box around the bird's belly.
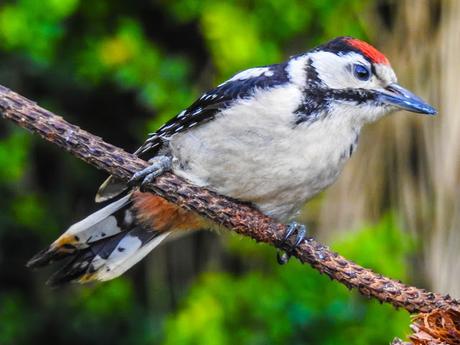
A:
[169,120,356,222]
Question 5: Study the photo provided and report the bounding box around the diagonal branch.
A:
[0,84,458,316]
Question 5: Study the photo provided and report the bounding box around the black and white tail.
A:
[27,193,170,286]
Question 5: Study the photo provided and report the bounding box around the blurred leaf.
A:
[164,217,411,345]
[0,0,78,62]
[10,193,58,237]
[0,130,30,183]
[75,278,134,317]
[0,294,31,345]
[333,213,413,280]
[201,2,280,76]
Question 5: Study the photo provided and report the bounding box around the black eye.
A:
[353,64,371,81]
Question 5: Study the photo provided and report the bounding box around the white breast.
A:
[169,84,361,221]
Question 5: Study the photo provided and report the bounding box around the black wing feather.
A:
[136,62,289,157]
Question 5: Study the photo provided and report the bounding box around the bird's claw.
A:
[128,155,172,192]
[277,221,307,265]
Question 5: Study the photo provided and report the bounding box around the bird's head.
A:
[304,36,436,124]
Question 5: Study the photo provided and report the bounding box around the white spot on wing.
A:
[162,123,175,130]
[219,67,273,86]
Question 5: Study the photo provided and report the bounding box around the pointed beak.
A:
[378,83,437,115]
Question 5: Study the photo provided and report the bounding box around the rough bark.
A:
[392,309,460,345]
[0,84,459,319]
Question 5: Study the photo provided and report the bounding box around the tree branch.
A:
[0,84,458,318]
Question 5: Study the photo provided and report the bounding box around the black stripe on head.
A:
[294,88,329,124]
[326,88,379,104]
[294,88,379,125]
[293,58,329,124]
[305,57,324,88]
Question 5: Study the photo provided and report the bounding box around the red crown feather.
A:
[345,38,389,65]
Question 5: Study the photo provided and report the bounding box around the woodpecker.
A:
[27,37,436,285]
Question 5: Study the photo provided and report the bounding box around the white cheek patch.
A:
[310,51,372,89]
[309,51,398,93]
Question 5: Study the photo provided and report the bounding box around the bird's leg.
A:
[277,221,308,265]
[128,155,172,192]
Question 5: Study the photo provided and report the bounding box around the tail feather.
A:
[27,193,132,268]
[28,191,201,286]
[27,192,171,286]
[47,228,169,286]
[91,230,169,282]
[95,175,128,203]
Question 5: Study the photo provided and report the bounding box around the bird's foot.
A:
[128,155,172,192]
[277,221,307,265]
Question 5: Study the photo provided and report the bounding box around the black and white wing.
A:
[136,63,289,157]
[96,63,289,202]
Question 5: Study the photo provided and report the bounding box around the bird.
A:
[27,36,436,286]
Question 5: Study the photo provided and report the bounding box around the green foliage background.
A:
[0,1,414,344]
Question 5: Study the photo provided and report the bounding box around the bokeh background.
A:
[0,0,457,344]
